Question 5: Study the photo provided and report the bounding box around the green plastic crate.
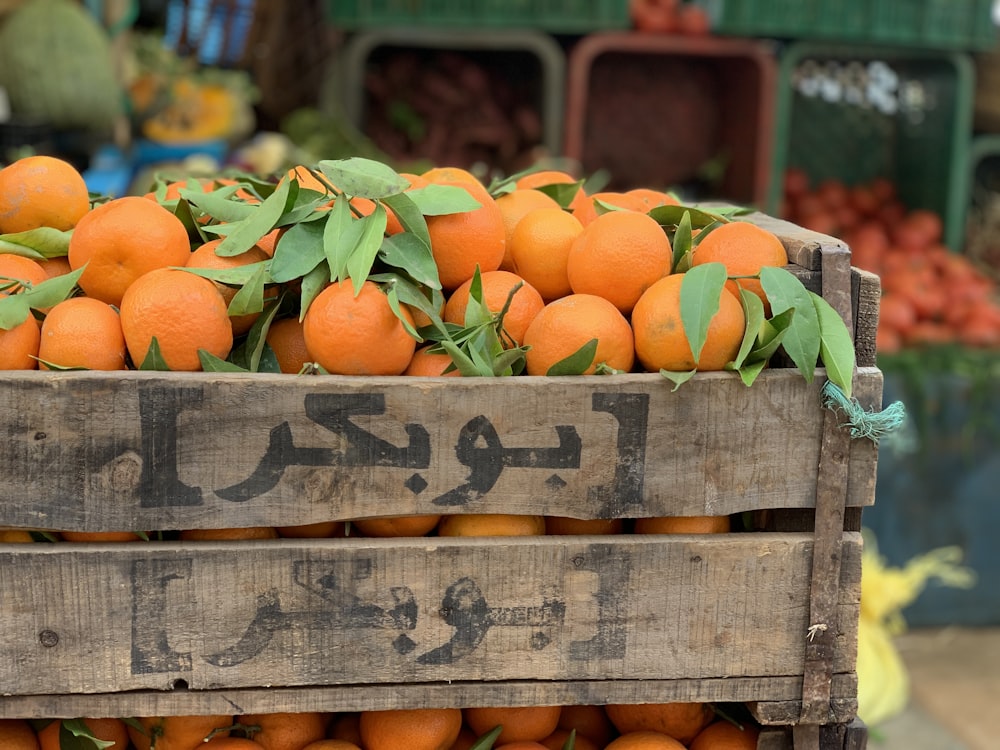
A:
[325,0,631,33]
[695,0,997,52]
[768,43,975,251]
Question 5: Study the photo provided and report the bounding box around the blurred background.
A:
[2,1,999,747]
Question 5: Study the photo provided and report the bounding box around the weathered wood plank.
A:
[852,269,881,369]
[0,674,860,720]
[0,369,882,532]
[0,533,861,697]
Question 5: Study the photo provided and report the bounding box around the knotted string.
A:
[822,380,906,444]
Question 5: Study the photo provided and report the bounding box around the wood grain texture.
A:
[0,369,882,532]
[0,533,861,697]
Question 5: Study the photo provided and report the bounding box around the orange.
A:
[508,207,583,301]
[625,188,679,211]
[39,718,130,750]
[302,742,362,750]
[202,739,261,749]
[39,255,73,280]
[604,731,686,749]
[0,528,38,542]
[0,253,48,293]
[444,270,545,347]
[634,515,731,534]
[689,221,788,311]
[358,707,463,750]
[448,727,479,750]
[631,273,745,373]
[437,514,546,537]
[61,531,145,542]
[256,227,285,258]
[495,189,561,270]
[423,166,484,187]
[688,720,760,750]
[329,713,362,745]
[285,165,333,194]
[404,345,461,377]
[522,294,635,376]
[605,703,714,745]
[277,521,347,538]
[38,296,127,371]
[545,517,624,535]
[571,191,647,227]
[120,267,234,371]
[302,279,417,376]
[266,317,313,374]
[0,296,41,370]
[540,728,599,750]
[68,196,192,306]
[236,711,329,750]
[180,527,279,541]
[128,715,234,750]
[464,706,561,745]
[0,155,90,234]
[493,744,548,750]
[0,719,39,749]
[423,177,506,291]
[567,210,672,314]
[186,239,273,336]
[557,704,617,747]
[351,515,441,537]
[513,169,589,215]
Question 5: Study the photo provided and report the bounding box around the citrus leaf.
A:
[734,358,768,387]
[439,339,487,377]
[369,272,448,336]
[379,230,440,289]
[323,196,354,281]
[382,191,433,249]
[752,306,795,362]
[181,261,273,287]
[385,282,423,342]
[535,180,585,209]
[21,266,85,310]
[547,338,598,376]
[61,719,115,750]
[731,287,766,369]
[760,266,820,382]
[178,184,257,223]
[670,210,693,274]
[680,262,728,365]
[216,176,293,257]
[227,263,268,317]
[468,725,504,750]
[270,219,325,283]
[346,206,389,294]
[199,350,249,372]
[561,728,578,750]
[812,291,856,398]
[649,203,731,229]
[0,227,72,259]
[0,292,31,330]
[463,267,493,328]
[406,184,482,215]
[232,295,283,372]
[138,337,170,370]
[298,262,331,321]
[660,368,697,391]
[318,157,410,199]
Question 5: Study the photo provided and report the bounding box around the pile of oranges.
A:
[0,701,762,749]
[780,168,1000,353]
[0,155,797,379]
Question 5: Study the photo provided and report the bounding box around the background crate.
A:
[336,28,565,175]
[563,32,777,207]
[694,0,997,52]
[768,42,975,252]
[325,0,631,33]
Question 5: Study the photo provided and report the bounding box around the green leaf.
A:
[232,296,284,372]
[318,157,410,199]
[199,350,249,372]
[270,220,325,283]
[660,368,698,391]
[561,728,578,750]
[406,183,482,215]
[735,358,768,387]
[491,345,529,376]
[172,197,209,242]
[298,262,331,321]
[385,282,423,342]
[462,267,493,329]
[60,719,115,750]
[0,292,31,330]
[19,266,85,311]
[535,180,585,209]
[468,725,504,750]
[138,337,170,370]
[181,261,273,287]
[752,306,795,362]
[439,339,488,377]
[323,195,354,280]
[813,292,856,398]
[680,262,728,365]
[345,206,389,293]
[731,286,766,369]
[379,230,441,289]
[216,176,292,257]
[382,191,433,249]
[370,272,447,333]
[760,266,821,382]
[227,263,268,317]
[178,184,257,223]
[546,339,598,376]
[649,203,731,229]
[0,227,72,259]
[670,210,693,274]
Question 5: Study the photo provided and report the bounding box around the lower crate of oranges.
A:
[0,156,880,750]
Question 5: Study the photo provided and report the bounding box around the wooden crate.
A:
[0,214,881,749]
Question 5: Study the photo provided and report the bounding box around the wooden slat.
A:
[0,533,861,697]
[852,269,881,369]
[0,369,882,532]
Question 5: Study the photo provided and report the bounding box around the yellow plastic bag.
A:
[857,528,976,727]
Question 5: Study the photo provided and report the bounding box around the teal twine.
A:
[821,380,906,444]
